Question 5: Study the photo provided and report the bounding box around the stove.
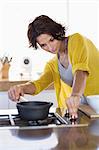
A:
[0,108,89,129]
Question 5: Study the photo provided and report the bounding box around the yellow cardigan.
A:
[32,33,99,108]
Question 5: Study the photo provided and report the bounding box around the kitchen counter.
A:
[0,108,99,150]
[0,78,54,91]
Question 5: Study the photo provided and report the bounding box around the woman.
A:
[8,15,99,118]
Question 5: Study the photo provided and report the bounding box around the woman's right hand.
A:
[8,85,24,101]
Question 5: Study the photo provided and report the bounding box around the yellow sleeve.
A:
[31,62,54,95]
[68,33,90,75]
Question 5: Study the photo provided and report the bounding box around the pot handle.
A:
[50,102,53,107]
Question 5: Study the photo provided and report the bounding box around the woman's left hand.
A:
[66,95,81,118]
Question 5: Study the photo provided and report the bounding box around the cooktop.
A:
[0,109,89,129]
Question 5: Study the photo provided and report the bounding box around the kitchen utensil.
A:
[16,98,53,121]
[19,96,29,102]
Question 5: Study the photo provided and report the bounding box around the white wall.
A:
[68,0,99,48]
[0,0,99,80]
[0,0,68,80]
[0,90,57,109]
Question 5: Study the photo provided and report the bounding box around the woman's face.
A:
[36,34,62,54]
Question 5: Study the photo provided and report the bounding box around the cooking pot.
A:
[16,101,53,121]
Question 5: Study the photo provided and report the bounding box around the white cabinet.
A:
[0,90,57,109]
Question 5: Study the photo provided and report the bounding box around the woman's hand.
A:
[66,95,81,118]
[8,85,24,101]
[66,70,88,118]
[8,82,36,102]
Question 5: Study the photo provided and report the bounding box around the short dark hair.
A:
[27,15,66,49]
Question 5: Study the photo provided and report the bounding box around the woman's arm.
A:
[71,70,88,97]
[66,70,88,118]
[8,82,36,101]
[8,61,54,101]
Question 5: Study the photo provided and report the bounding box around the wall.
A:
[68,0,99,48]
[0,90,57,109]
[0,0,99,80]
[0,0,68,80]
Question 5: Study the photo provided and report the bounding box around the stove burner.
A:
[27,114,61,126]
[0,110,89,128]
[1,113,64,127]
[28,121,38,126]
[14,113,63,126]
